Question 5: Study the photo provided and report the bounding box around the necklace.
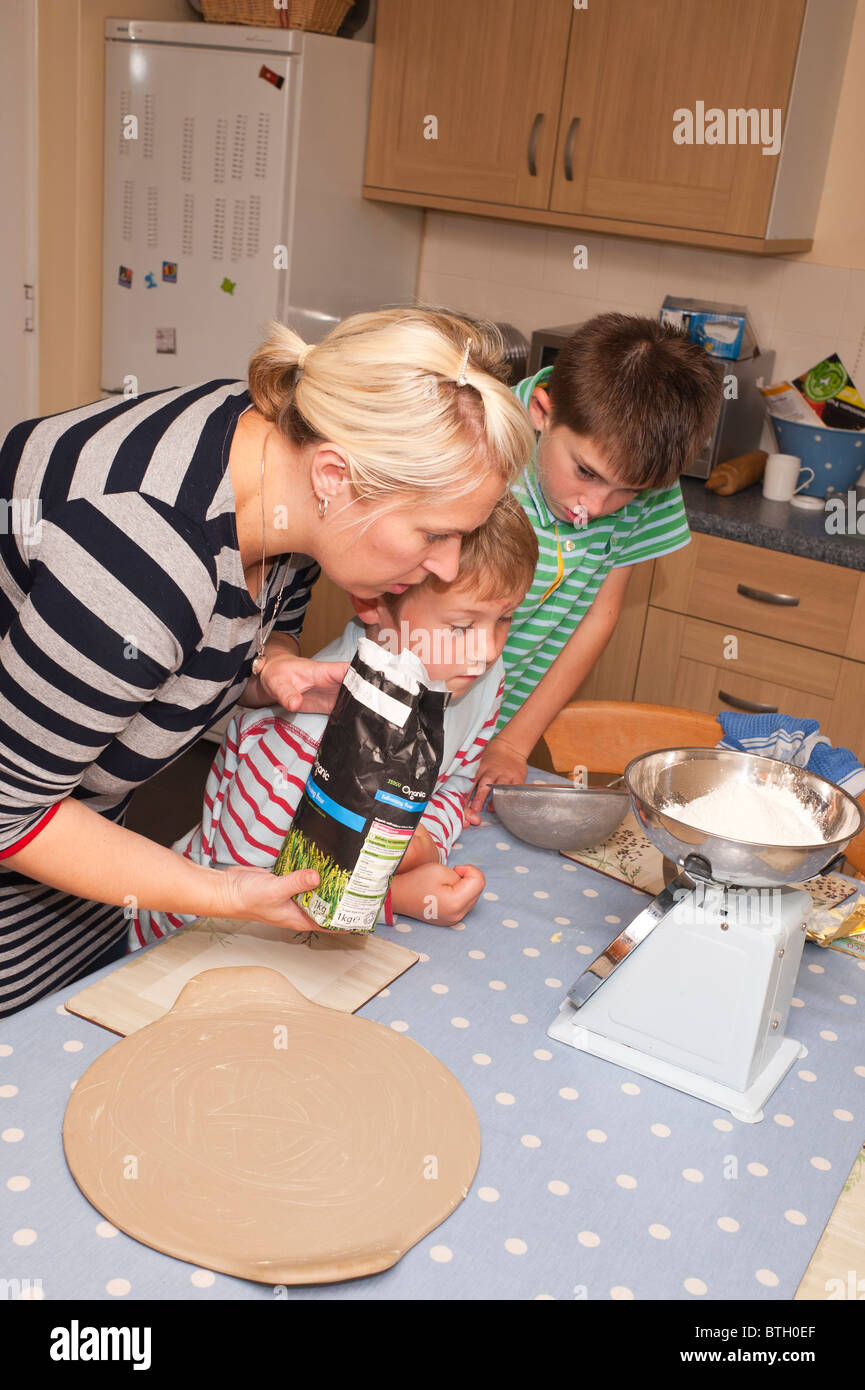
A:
[251,429,293,677]
[538,522,565,604]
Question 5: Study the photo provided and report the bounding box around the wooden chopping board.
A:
[63,967,481,1285]
[65,917,418,1036]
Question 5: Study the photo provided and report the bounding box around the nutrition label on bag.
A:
[328,820,414,931]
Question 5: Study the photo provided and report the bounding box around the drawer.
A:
[677,615,841,701]
[636,607,835,725]
[652,533,860,655]
[673,661,835,727]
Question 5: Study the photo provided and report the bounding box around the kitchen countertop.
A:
[680,477,865,572]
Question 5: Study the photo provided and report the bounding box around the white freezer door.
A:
[101,38,292,393]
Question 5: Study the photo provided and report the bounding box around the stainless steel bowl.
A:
[625,747,865,887]
[491,784,630,852]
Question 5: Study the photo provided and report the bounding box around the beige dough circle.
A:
[63,967,481,1285]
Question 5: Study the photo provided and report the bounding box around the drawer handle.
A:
[527,112,544,176]
[563,116,580,181]
[736,583,800,607]
[718,689,779,714]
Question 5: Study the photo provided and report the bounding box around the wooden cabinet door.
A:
[364,0,572,208]
[549,0,805,236]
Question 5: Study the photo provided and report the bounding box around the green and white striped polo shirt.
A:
[497,365,692,730]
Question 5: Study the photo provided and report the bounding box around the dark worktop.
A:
[679,477,865,572]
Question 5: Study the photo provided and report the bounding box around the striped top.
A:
[497,366,692,729]
[0,379,318,1017]
[132,617,504,945]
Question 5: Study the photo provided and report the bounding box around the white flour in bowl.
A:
[663,779,825,846]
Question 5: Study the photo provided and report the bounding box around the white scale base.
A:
[548,1004,808,1124]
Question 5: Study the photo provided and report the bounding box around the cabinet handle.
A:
[718,689,779,714]
[736,582,800,607]
[563,116,580,181]
[527,112,544,176]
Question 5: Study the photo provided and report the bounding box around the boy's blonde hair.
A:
[392,491,538,609]
[248,308,535,508]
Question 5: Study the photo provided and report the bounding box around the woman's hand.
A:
[391,861,485,926]
[468,736,528,813]
[259,653,349,715]
[213,864,332,932]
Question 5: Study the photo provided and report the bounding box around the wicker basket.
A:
[201,0,353,35]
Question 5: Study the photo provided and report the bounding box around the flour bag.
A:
[273,637,450,932]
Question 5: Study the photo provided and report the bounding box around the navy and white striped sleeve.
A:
[0,496,217,855]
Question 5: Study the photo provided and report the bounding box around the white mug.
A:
[762,453,816,502]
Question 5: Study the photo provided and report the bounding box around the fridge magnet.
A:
[118,266,133,289]
[162,261,177,283]
[155,327,177,355]
[220,277,236,295]
[145,272,157,289]
[259,64,285,91]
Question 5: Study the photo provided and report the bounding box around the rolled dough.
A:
[63,967,481,1285]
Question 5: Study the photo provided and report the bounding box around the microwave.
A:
[527,324,775,479]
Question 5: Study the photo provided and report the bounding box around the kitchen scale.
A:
[549,748,865,1123]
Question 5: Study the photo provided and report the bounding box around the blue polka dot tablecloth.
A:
[2,807,864,1303]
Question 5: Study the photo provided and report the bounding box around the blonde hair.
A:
[390,490,539,609]
[247,307,535,506]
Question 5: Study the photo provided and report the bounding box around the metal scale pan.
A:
[549,748,865,1122]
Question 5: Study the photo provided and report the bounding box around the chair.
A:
[541,700,865,879]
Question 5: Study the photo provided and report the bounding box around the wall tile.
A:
[490,220,547,288]
[656,244,721,305]
[542,228,604,298]
[774,261,850,337]
[713,251,786,346]
[838,268,865,361]
[763,329,841,385]
[595,237,662,310]
[416,271,495,322]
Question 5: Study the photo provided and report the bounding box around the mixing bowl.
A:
[625,747,864,887]
[491,784,630,852]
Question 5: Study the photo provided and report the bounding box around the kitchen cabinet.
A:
[634,533,865,760]
[364,0,856,255]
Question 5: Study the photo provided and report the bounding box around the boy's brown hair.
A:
[547,313,724,489]
[391,491,538,611]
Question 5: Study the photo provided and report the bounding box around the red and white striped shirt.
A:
[132,619,504,946]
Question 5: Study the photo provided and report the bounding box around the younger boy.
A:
[471,312,724,807]
[131,493,538,943]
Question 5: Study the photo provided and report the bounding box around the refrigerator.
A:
[101,17,422,394]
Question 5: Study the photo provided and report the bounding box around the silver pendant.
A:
[251,652,266,676]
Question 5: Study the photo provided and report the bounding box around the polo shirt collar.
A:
[523,462,557,529]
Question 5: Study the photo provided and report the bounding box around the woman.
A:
[0,307,534,1016]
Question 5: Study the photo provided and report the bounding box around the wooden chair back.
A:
[542,701,865,879]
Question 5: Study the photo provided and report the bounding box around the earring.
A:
[317,495,329,520]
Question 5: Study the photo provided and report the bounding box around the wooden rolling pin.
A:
[705,450,768,495]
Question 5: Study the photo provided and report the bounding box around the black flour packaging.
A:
[273,637,449,932]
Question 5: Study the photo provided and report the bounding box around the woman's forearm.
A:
[0,797,233,917]
[237,631,301,708]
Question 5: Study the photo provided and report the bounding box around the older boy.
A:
[471,313,723,806]
[131,493,537,941]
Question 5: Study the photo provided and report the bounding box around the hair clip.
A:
[297,343,312,371]
[457,337,472,386]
